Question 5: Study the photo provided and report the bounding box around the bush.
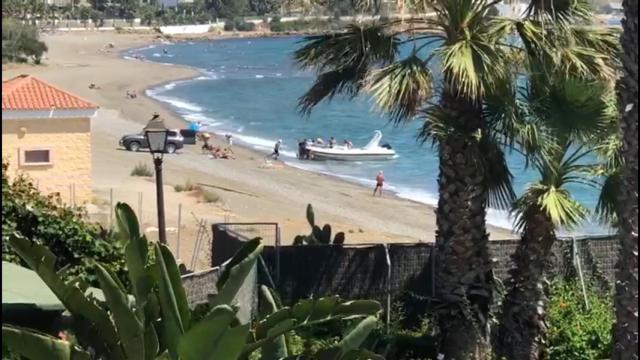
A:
[1,162,127,288]
[174,179,200,192]
[546,280,614,360]
[201,189,221,203]
[131,162,153,177]
[224,20,235,31]
[236,21,256,31]
[2,19,48,64]
[269,18,333,33]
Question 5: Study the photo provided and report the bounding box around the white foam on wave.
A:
[152,53,162,57]
[183,113,223,127]
[149,94,203,113]
[255,75,265,78]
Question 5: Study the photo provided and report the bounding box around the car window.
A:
[168,131,178,137]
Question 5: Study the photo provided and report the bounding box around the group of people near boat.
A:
[297,137,353,160]
[196,130,235,160]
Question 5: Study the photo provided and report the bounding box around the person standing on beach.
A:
[269,139,282,160]
[373,170,384,196]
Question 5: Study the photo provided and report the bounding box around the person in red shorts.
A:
[373,170,384,196]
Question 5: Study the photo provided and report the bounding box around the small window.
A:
[168,131,178,137]
[20,148,53,166]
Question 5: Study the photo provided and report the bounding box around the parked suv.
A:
[119,129,184,153]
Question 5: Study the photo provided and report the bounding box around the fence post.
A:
[138,192,143,225]
[177,203,182,259]
[275,224,281,286]
[572,237,590,310]
[109,188,114,230]
[190,219,204,270]
[72,184,76,207]
[383,243,392,333]
[69,184,73,205]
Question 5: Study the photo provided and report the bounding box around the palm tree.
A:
[295,3,511,356]
[612,0,638,357]
[494,75,617,360]
[293,1,617,357]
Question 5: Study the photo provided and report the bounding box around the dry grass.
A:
[130,162,153,177]
[174,179,200,192]
[200,189,221,203]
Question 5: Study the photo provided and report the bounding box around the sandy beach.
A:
[2,31,516,268]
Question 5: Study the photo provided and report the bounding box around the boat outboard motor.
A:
[381,143,393,150]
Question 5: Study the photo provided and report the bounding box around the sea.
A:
[124,36,612,236]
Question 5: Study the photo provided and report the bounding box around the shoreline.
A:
[125,36,518,233]
[3,31,517,250]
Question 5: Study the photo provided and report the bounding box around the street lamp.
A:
[144,113,169,245]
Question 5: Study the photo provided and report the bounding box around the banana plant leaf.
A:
[7,234,124,359]
[177,305,248,360]
[2,324,91,360]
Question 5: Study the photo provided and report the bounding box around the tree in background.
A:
[2,18,48,64]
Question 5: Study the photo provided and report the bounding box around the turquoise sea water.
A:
[125,36,611,235]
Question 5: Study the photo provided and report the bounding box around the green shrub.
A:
[130,162,153,177]
[236,21,256,31]
[269,18,334,33]
[224,20,235,31]
[2,18,48,64]
[174,179,200,192]
[201,189,221,203]
[1,162,127,288]
[546,280,614,360]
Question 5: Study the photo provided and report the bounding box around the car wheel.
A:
[165,143,177,154]
[128,141,141,152]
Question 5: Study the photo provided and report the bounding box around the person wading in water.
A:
[373,170,384,196]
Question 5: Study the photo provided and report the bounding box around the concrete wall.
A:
[159,23,222,34]
[2,117,93,204]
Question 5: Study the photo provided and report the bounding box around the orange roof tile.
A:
[2,74,98,111]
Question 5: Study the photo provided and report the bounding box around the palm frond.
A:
[294,24,399,114]
[528,76,612,141]
[368,54,433,124]
[479,136,516,210]
[595,169,621,226]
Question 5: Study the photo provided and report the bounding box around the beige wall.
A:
[2,117,93,205]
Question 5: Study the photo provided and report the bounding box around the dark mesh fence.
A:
[210,224,619,317]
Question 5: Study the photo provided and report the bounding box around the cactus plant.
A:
[3,202,381,360]
[294,204,347,245]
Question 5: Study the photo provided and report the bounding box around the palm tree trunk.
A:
[496,209,555,360]
[613,0,638,357]
[434,91,493,360]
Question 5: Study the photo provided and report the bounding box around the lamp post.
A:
[144,113,170,245]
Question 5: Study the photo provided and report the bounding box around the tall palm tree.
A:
[293,1,617,357]
[612,0,638,357]
[494,76,617,360]
[295,3,512,356]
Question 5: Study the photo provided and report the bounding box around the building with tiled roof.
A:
[2,74,99,204]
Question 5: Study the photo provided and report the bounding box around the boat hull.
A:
[309,150,396,161]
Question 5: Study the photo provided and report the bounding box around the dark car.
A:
[119,129,184,153]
